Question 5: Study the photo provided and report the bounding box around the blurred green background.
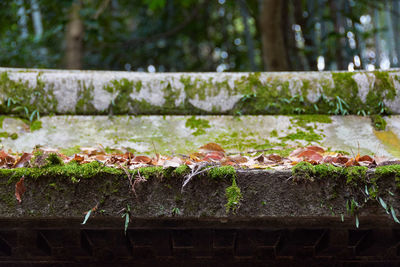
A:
[1,0,400,72]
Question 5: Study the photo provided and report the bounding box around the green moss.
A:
[280,129,322,142]
[291,115,332,129]
[185,116,211,136]
[45,153,64,167]
[370,115,387,131]
[75,80,96,114]
[314,164,342,180]
[0,116,6,128]
[208,166,236,180]
[270,129,278,137]
[375,164,400,189]
[30,120,42,132]
[0,132,8,138]
[292,161,315,181]
[9,133,18,140]
[225,179,242,214]
[59,145,81,156]
[173,165,190,176]
[0,72,58,116]
[104,78,135,114]
[344,166,368,187]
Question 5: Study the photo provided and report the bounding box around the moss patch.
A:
[292,161,315,181]
[225,179,242,213]
[208,166,236,180]
[280,129,322,142]
[30,120,42,132]
[185,116,211,136]
[370,115,387,131]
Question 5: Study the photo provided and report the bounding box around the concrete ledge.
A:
[1,68,400,115]
[0,165,399,264]
[2,166,399,222]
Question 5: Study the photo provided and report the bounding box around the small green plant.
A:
[121,204,131,235]
[171,207,181,216]
[4,97,41,130]
[225,179,242,213]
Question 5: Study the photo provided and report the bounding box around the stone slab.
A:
[1,67,400,115]
[0,115,399,158]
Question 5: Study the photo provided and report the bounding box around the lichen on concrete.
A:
[2,68,400,115]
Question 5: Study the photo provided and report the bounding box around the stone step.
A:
[1,67,400,115]
[1,115,399,158]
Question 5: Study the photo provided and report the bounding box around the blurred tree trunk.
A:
[329,0,345,70]
[393,0,400,66]
[373,8,381,67]
[259,0,289,71]
[16,0,28,39]
[239,0,256,71]
[30,0,43,39]
[65,1,84,69]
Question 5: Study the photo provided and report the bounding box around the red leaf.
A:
[203,151,225,161]
[306,146,325,153]
[297,150,323,162]
[15,176,26,204]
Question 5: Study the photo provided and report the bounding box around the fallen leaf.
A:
[0,150,16,168]
[163,157,182,168]
[13,153,32,168]
[358,155,373,162]
[203,151,225,161]
[199,143,225,153]
[228,155,248,164]
[15,176,26,204]
[132,155,152,164]
[73,154,85,163]
[267,154,282,162]
[306,146,325,153]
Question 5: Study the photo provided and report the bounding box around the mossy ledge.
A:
[291,162,400,226]
[0,162,398,224]
[1,68,400,115]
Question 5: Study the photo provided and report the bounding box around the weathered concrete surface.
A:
[1,67,400,115]
[1,115,400,158]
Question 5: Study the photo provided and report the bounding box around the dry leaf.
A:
[199,143,225,153]
[15,176,26,204]
[13,153,32,168]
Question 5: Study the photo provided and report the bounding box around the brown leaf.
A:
[0,150,16,168]
[267,154,282,162]
[199,143,225,153]
[15,176,26,204]
[306,146,325,153]
[228,155,248,164]
[73,154,85,163]
[358,155,373,162]
[334,156,349,165]
[132,155,152,164]
[345,158,360,167]
[13,153,32,168]
[254,154,265,163]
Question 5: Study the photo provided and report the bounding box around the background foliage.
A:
[1,0,399,72]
